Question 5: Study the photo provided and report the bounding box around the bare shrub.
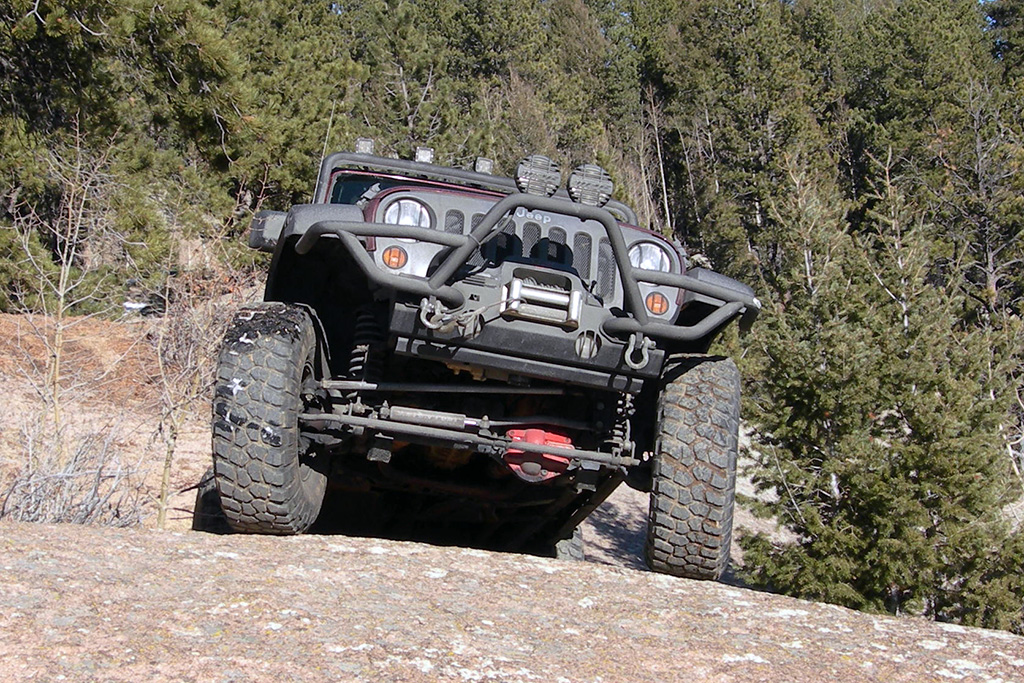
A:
[2,121,262,530]
[0,417,146,527]
[7,130,120,446]
[0,128,156,526]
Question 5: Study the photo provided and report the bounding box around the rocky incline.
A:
[1,315,1022,681]
[1,522,1022,682]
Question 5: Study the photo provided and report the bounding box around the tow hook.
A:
[419,297,447,330]
[624,332,653,370]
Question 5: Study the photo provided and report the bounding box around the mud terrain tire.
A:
[646,355,739,580]
[554,527,585,562]
[211,303,327,534]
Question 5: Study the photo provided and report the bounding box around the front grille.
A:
[431,200,615,301]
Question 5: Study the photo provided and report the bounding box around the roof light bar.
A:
[355,137,375,155]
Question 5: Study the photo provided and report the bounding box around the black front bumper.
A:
[389,303,661,392]
[295,193,759,339]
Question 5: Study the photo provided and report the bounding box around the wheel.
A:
[192,467,232,534]
[211,302,327,534]
[645,355,739,580]
[554,526,585,562]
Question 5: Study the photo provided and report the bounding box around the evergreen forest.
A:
[2,0,1023,631]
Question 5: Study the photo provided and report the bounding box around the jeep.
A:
[196,142,759,579]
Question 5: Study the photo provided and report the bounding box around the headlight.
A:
[628,242,672,272]
[383,199,432,228]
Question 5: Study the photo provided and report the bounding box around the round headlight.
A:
[383,199,432,228]
[628,242,672,272]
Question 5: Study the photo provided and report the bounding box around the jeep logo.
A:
[515,207,553,224]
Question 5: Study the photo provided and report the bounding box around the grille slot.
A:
[572,233,592,280]
[597,238,616,300]
[488,217,520,262]
[468,213,486,267]
[522,222,541,258]
[444,209,464,234]
[543,227,568,264]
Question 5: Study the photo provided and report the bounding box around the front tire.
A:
[645,355,740,580]
[211,302,327,534]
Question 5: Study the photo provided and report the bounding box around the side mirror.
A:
[249,211,287,252]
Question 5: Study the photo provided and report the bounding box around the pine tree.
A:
[218,0,365,207]
[740,155,1022,630]
[0,0,247,313]
[342,0,479,161]
[990,0,1024,80]
[626,0,837,278]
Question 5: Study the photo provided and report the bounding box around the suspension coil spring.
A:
[604,394,634,454]
[347,307,385,397]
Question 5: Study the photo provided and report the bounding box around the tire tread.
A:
[646,355,739,580]
[211,302,325,534]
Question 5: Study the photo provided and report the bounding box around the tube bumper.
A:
[292,193,761,346]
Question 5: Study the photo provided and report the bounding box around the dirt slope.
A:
[0,312,212,527]
[2,521,1022,683]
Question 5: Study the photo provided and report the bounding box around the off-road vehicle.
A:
[196,142,759,579]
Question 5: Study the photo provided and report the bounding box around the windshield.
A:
[329,173,405,205]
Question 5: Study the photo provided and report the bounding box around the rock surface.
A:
[2,522,1022,682]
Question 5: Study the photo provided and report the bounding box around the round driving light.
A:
[645,291,670,316]
[384,198,432,228]
[515,155,561,197]
[628,242,672,272]
[382,245,408,269]
[567,164,614,207]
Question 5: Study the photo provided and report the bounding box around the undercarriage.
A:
[298,346,643,553]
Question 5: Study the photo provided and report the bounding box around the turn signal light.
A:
[645,291,669,315]
[382,246,408,269]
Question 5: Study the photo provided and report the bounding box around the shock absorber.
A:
[347,306,385,394]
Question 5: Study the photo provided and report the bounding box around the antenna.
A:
[319,101,337,168]
[311,102,338,203]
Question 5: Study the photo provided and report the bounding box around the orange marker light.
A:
[645,291,669,315]
[382,246,408,269]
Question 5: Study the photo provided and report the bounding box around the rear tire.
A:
[211,302,327,534]
[554,527,585,562]
[192,467,232,534]
[645,355,739,580]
